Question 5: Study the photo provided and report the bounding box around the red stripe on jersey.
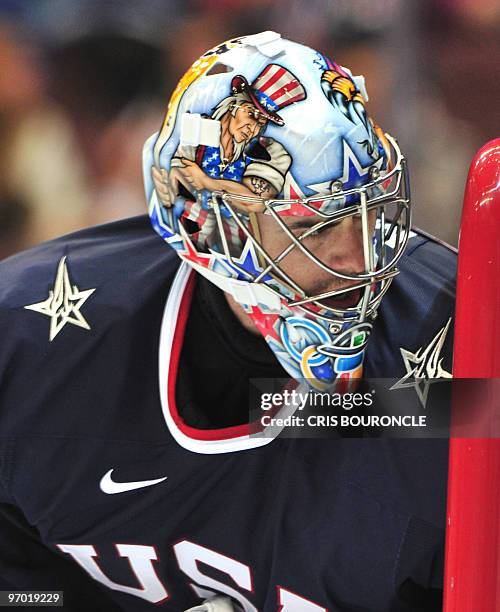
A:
[167,273,254,441]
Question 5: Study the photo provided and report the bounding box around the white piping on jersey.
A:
[158,262,284,454]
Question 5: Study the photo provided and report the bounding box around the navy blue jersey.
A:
[0,216,456,611]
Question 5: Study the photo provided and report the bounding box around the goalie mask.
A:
[143,32,411,391]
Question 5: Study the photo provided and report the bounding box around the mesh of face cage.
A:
[176,134,410,323]
[199,137,410,316]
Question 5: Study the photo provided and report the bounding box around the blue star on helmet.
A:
[307,139,384,196]
[225,239,274,282]
[149,194,183,243]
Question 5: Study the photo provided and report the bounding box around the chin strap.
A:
[187,257,282,312]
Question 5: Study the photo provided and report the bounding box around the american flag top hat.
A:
[231,64,306,126]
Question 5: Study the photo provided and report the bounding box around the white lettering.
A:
[57,544,168,603]
[278,587,327,611]
[174,540,257,612]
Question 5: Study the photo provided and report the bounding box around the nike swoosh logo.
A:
[99,469,167,494]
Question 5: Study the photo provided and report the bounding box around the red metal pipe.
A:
[444,139,500,611]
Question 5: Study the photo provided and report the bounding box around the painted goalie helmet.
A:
[143,32,411,390]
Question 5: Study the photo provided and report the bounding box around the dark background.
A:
[1,0,498,258]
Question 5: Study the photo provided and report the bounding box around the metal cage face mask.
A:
[143,32,412,390]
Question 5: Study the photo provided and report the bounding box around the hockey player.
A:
[0,33,456,611]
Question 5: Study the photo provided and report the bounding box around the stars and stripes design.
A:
[231,64,307,125]
[252,64,306,113]
[270,139,385,217]
[199,146,246,188]
[182,198,245,255]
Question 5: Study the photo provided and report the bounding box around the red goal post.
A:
[444,139,500,611]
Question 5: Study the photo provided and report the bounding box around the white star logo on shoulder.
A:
[24,256,96,341]
[390,318,453,408]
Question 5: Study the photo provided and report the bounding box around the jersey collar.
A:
[158,262,284,454]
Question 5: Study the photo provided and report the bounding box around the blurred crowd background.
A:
[1,0,499,258]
